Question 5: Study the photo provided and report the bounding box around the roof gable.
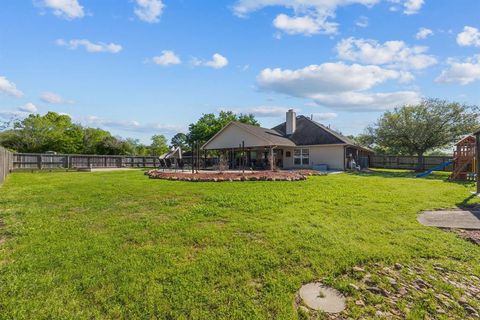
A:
[202,122,295,149]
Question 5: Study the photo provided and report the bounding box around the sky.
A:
[1,0,480,143]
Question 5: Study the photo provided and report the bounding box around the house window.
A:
[294,148,309,165]
[286,151,291,158]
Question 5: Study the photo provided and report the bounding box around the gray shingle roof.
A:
[271,115,354,145]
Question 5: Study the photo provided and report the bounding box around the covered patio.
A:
[201,121,296,170]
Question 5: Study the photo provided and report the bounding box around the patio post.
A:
[242,141,245,173]
[269,146,274,171]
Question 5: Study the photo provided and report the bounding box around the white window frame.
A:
[293,148,309,166]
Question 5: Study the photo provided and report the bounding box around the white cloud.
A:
[232,0,379,35]
[457,26,480,47]
[229,106,298,118]
[312,112,338,120]
[388,0,424,15]
[436,55,480,85]
[311,91,420,111]
[18,103,38,113]
[257,62,420,111]
[415,27,433,39]
[0,76,23,98]
[355,16,369,28]
[56,39,122,53]
[83,115,183,133]
[37,0,85,19]
[40,92,73,104]
[134,0,164,23]
[272,13,337,35]
[151,50,181,66]
[192,53,229,69]
[336,37,437,70]
[403,0,424,14]
[0,110,31,120]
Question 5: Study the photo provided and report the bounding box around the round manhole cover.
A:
[298,282,346,313]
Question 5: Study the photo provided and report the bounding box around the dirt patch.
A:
[145,170,326,182]
[455,229,480,245]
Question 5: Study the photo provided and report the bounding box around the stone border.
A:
[145,170,327,182]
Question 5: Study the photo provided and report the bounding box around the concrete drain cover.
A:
[298,282,346,313]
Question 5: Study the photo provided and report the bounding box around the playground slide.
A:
[415,160,453,178]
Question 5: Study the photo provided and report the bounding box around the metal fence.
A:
[370,155,453,171]
[0,147,13,184]
[12,153,163,170]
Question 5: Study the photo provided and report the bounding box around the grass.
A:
[0,169,479,319]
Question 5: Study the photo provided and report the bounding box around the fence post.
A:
[37,155,42,170]
[87,156,91,169]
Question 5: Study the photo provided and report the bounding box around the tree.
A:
[1,112,84,153]
[170,132,189,150]
[150,134,169,155]
[95,136,127,155]
[82,128,112,154]
[187,111,259,144]
[365,99,479,170]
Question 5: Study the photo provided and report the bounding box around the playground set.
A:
[416,135,477,180]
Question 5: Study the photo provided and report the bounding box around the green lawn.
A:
[0,170,479,319]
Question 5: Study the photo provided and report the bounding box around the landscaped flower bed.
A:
[145,169,326,182]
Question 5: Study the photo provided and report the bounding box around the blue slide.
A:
[416,160,453,178]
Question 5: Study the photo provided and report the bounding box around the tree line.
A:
[0,99,477,160]
[0,111,259,155]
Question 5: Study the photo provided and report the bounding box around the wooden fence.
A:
[370,155,453,171]
[0,147,13,184]
[12,153,163,170]
[10,153,456,172]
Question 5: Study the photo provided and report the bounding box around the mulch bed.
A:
[145,169,326,182]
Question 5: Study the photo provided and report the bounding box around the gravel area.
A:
[456,229,480,245]
[305,259,480,319]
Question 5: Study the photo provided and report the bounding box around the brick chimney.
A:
[286,109,296,135]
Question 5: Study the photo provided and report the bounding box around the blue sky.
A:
[1,0,480,143]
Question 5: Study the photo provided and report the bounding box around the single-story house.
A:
[202,109,372,171]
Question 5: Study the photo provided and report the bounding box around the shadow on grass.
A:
[457,193,480,209]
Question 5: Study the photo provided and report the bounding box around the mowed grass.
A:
[0,170,479,319]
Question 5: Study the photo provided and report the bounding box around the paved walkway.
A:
[418,210,480,230]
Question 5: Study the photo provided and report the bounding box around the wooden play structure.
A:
[450,135,477,181]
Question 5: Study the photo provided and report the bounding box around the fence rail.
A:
[12,153,163,170]
[0,147,13,184]
[370,155,453,171]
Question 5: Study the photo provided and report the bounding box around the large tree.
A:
[170,132,189,151]
[150,134,169,155]
[365,98,479,169]
[82,127,112,154]
[1,112,84,153]
[187,111,259,144]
